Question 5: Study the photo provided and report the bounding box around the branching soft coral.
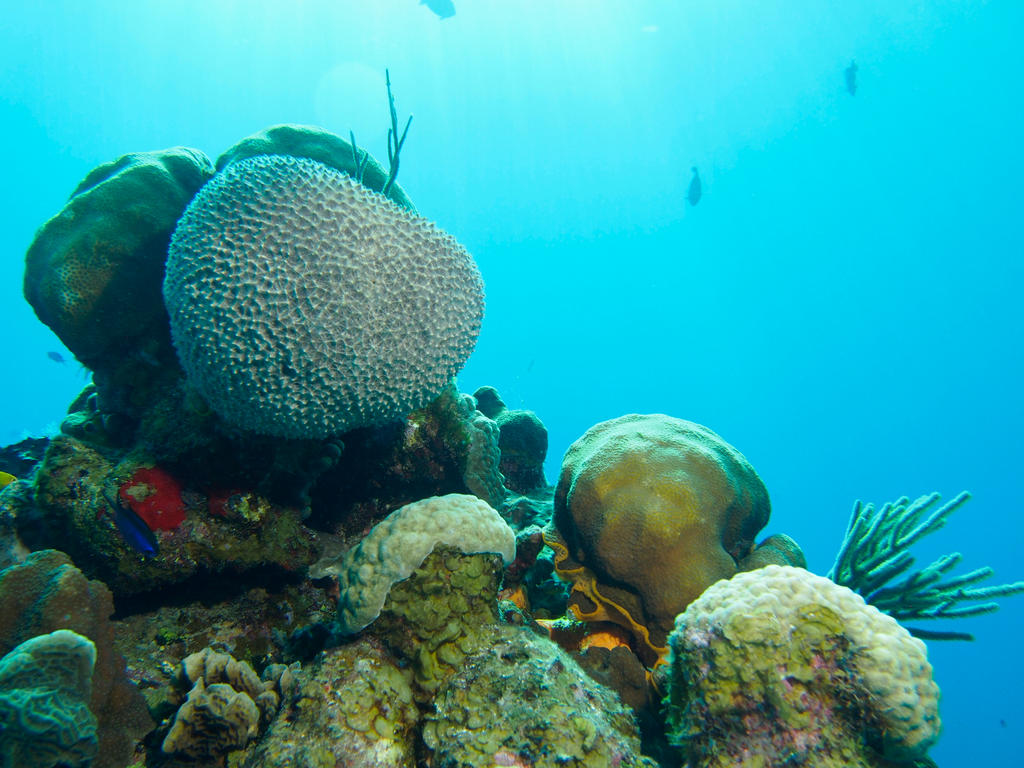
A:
[828,491,1024,640]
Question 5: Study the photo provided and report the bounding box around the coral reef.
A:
[243,637,419,768]
[329,494,515,635]
[546,413,803,663]
[164,152,484,438]
[0,629,98,768]
[23,147,214,370]
[422,624,658,768]
[665,565,941,767]
[160,647,297,760]
[0,550,152,768]
[829,491,1024,640]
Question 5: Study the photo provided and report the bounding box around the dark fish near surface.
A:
[687,166,702,206]
[47,351,67,364]
[103,491,158,556]
[845,60,858,95]
[421,0,455,19]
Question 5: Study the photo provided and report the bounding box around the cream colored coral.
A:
[163,154,483,438]
[335,494,516,634]
[679,565,941,759]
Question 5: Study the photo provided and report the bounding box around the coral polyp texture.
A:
[0,629,98,768]
[547,413,803,663]
[665,565,941,768]
[163,153,484,438]
[332,493,516,634]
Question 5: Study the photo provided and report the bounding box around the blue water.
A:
[2,1,1021,763]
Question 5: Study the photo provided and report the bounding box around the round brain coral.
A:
[665,565,941,767]
[163,154,484,438]
[547,413,801,664]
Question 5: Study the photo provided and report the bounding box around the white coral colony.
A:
[163,154,484,438]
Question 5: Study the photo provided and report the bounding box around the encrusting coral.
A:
[665,565,941,767]
[422,625,659,768]
[546,413,804,663]
[829,491,1024,640]
[163,152,484,439]
[0,629,98,768]
[242,637,419,768]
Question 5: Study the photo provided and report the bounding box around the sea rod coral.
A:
[829,491,1024,640]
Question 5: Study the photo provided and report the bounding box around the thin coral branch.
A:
[348,130,369,183]
[829,491,1024,640]
[382,68,413,197]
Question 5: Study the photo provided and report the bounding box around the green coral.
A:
[371,548,505,699]
[0,629,98,768]
[23,146,213,368]
[828,491,1024,640]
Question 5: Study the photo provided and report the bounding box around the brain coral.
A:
[0,629,98,768]
[548,413,801,663]
[163,153,484,438]
[665,565,941,767]
[333,494,515,635]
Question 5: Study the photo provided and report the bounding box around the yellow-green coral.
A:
[241,638,418,768]
[549,413,801,663]
[665,565,941,767]
[371,548,506,699]
[422,625,658,768]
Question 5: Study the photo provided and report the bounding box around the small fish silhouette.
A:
[47,351,67,364]
[687,167,702,206]
[103,490,158,556]
[845,60,858,95]
[421,0,455,19]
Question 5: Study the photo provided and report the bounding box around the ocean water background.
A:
[1,1,1020,763]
